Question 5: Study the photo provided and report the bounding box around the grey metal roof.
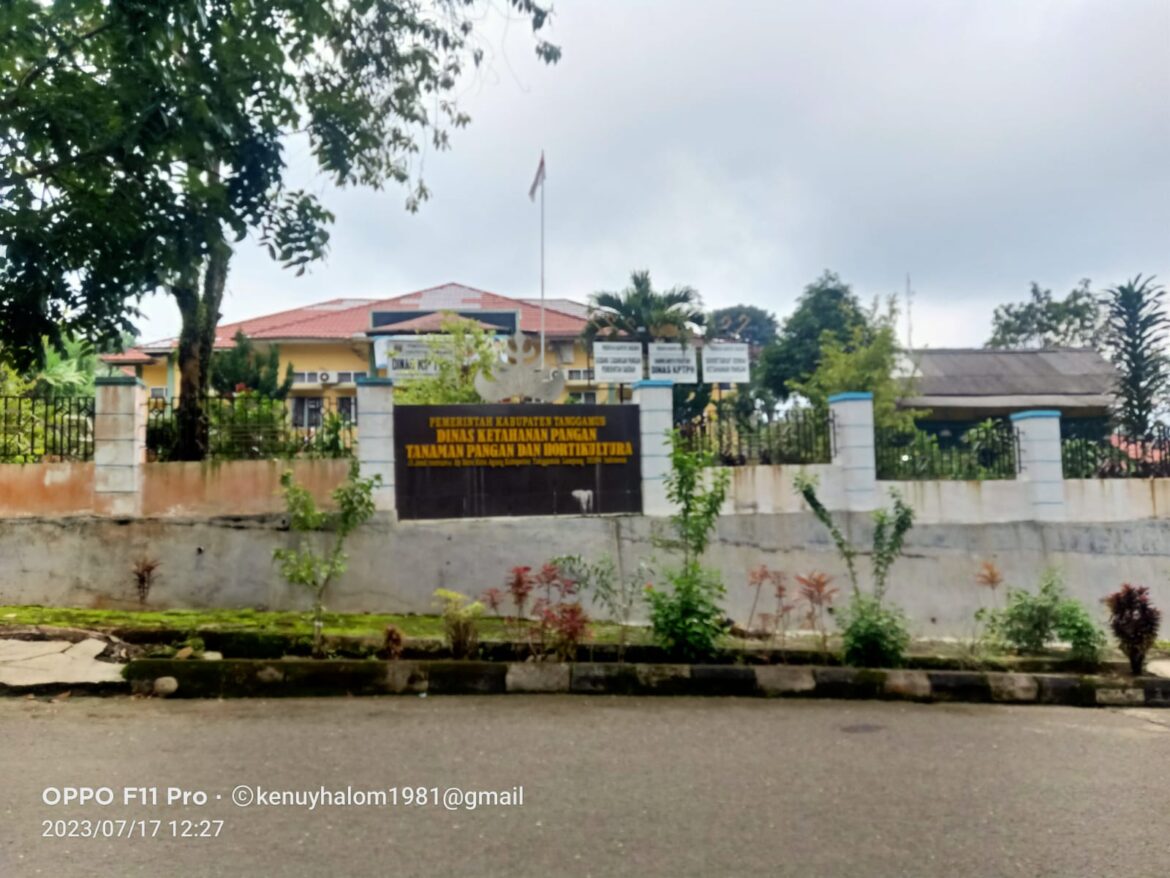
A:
[905,348,1116,398]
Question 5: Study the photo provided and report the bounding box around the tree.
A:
[708,305,778,348]
[210,331,293,399]
[583,270,705,347]
[0,1,558,459]
[759,270,870,401]
[986,279,1103,349]
[787,298,917,431]
[395,313,498,404]
[30,336,99,395]
[1103,275,1168,437]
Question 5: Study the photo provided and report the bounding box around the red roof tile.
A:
[142,284,588,350]
[99,347,156,365]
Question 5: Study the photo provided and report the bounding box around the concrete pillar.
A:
[633,379,673,516]
[829,391,877,512]
[356,377,395,513]
[1011,409,1065,521]
[93,376,145,516]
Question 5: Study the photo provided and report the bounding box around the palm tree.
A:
[583,270,705,345]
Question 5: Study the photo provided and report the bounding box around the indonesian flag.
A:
[528,152,546,201]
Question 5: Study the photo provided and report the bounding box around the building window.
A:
[149,387,167,399]
[352,371,367,382]
[579,391,597,404]
[292,372,321,385]
[337,371,352,384]
[292,396,324,428]
[337,396,358,424]
[567,368,595,381]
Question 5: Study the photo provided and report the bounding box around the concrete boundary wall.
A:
[4,511,1169,636]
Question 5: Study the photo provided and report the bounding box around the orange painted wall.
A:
[0,463,94,517]
[140,459,351,518]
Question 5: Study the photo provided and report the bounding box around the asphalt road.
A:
[1,695,1167,878]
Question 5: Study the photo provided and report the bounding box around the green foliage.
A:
[554,554,645,661]
[871,492,914,602]
[0,1,557,460]
[32,335,99,395]
[1103,275,1169,437]
[877,420,1018,480]
[840,594,911,668]
[759,270,871,401]
[986,279,1103,349]
[395,313,498,405]
[644,429,732,660]
[211,331,293,399]
[793,472,858,591]
[302,411,354,460]
[645,562,727,661]
[708,305,778,348]
[787,298,919,432]
[980,568,1105,664]
[273,460,379,656]
[583,270,705,348]
[660,430,731,565]
[433,588,484,660]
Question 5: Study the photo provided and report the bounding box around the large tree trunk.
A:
[172,233,231,461]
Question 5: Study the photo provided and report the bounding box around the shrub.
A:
[273,461,379,657]
[795,571,838,655]
[382,624,405,661]
[132,556,161,605]
[553,554,640,661]
[645,563,726,661]
[840,594,911,668]
[433,588,484,659]
[982,568,1105,665]
[644,430,732,661]
[1105,584,1162,675]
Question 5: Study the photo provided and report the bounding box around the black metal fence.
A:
[146,395,356,461]
[0,396,94,463]
[875,420,1019,480]
[1061,422,1170,478]
[682,408,832,466]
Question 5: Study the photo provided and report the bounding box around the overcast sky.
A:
[136,0,1170,348]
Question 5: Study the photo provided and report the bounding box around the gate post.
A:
[94,376,146,516]
[633,379,673,516]
[1011,410,1065,522]
[356,377,396,513]
[828,391,877,512]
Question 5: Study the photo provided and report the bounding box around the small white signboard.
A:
[701,342,751,384]
[592,342,643,383]
[373,335,448,380]
[648,342,698,383]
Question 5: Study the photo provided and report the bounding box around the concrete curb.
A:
[113,659,1170,707]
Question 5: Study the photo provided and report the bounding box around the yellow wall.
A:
[142,335,627,404]
[141,341,372,403]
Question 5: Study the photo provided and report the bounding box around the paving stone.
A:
[927,671,992,702]
[63,639,108,660]
[153,676,179,697]
[755,666,816,695]
[883,670,932,700]
[988,673,1039,703]
[0,640,71,663]
[1146,660,1170,679]
[634,664,691,694]
[0,638,124,687]
[506,662,570,693]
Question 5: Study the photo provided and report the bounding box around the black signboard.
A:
[394,404,642,519]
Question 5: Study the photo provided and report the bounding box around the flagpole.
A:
[539,150,546,367]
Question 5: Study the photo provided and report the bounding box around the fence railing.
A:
[146,395,356,461]
[875,420,1018,481]
[1061,423,1170,478]
[683,408,832,466]
[0,396,94,463]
